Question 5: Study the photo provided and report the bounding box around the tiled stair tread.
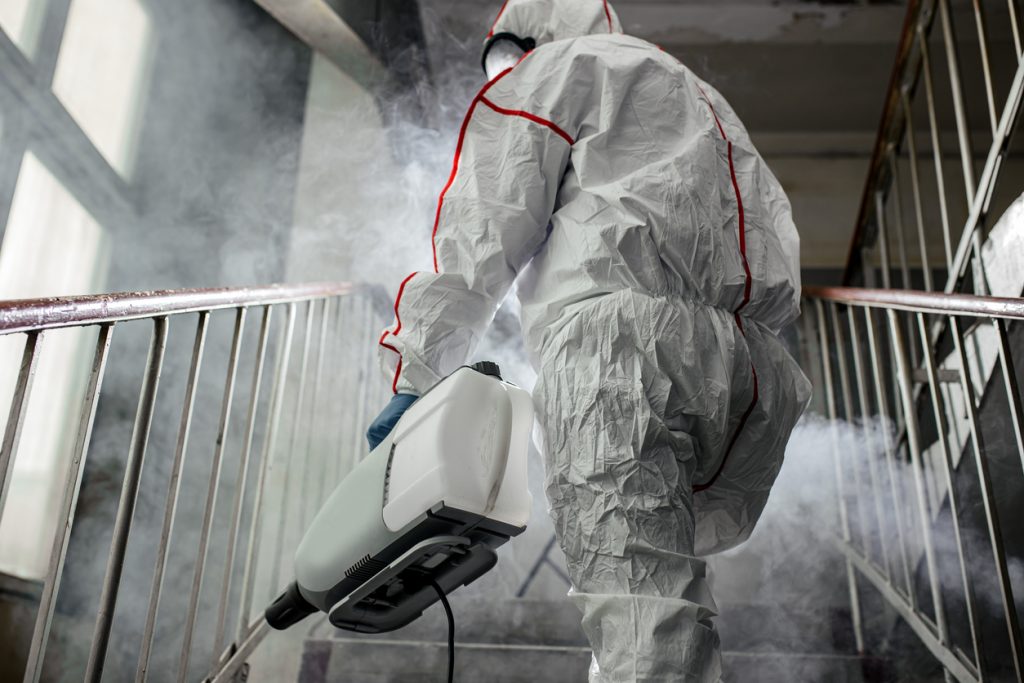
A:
[299,638,866,683]
[304,597,854,654]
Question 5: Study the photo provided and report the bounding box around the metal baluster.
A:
[319,296,349,505]
[863,308,916,605]
[862,245,877,289]
[269,300,316,594]
[847,307,892,580]
[85,317,168,682]
[23,325,112,683]
[342,297,368,472]
[236,303,296,640]
[213,305,273,660]
[938,0,978,205]
[971,0,999,136]
[355,295,377,459]
[916,312,985,676]
[993,318,1024,474]
[815,300,864,653]
[178,308,247,683]
[301,298,333,529]
[0,331,43,523]
[950,315,1024,678]
[918,27,956,272]
[831,303,873,559]
[888,309,952,676]
[135,313,210,682]
[1010,0,1023,59]
[900,90,935,293]
[889,148,914,291]
[875,191,893,290]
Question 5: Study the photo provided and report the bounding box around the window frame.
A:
[0,0,139,248]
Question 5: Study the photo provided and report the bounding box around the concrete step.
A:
[297,637,867,683]
[310,596,855,656]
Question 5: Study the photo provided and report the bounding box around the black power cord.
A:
[429,579,455,683]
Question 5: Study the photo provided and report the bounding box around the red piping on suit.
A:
[693,84,760,493]
[430,66,517,273]
[480,96,575,144]
[378,272,418,394]
[383,58,573,394]
[431,59,573,271]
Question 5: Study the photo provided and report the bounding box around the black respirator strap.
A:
[480,32,537,74]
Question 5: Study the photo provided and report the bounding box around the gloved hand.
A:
[366,393,419,450]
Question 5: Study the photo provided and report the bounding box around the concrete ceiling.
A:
[418,0,908,156]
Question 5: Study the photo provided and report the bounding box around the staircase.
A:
[291,597,865,683]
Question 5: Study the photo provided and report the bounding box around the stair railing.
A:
[802,284,1024,682]
[843,0,1024,297]
[0,282,390,683]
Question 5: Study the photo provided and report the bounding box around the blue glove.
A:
[366,393,419,450]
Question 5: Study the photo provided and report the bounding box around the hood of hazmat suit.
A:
[377,0,811,679]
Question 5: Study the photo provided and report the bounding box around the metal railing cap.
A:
[804,284,1024,320]
[0,282,361,334]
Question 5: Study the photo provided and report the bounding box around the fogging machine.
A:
[265,362,533,634]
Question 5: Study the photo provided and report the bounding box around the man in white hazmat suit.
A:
[368,0,812,679]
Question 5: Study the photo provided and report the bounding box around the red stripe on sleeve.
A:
[479,96,575,145]
[695,84,751,314]
[378,271,418,394]
[602,0,613,31]
[727,141,752,313]
[431,67,519,273]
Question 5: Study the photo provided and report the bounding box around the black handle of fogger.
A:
[469,361,502,379]
[266,582,317,630]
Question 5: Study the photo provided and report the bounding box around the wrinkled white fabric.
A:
[377,0,811,679]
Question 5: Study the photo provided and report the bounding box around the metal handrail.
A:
[0,282,359,334]
[0,281,390,683]
[805,285,1024,319]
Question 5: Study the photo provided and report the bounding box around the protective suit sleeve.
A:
[377,65,575,394]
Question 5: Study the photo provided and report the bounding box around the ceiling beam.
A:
[251,0,388,92]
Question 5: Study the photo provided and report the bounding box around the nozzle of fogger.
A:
[266,582,316,630]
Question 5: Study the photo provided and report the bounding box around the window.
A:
[0,151,109,578]
[52,0,154,178]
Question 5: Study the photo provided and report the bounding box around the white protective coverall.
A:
[377,0,811,679]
